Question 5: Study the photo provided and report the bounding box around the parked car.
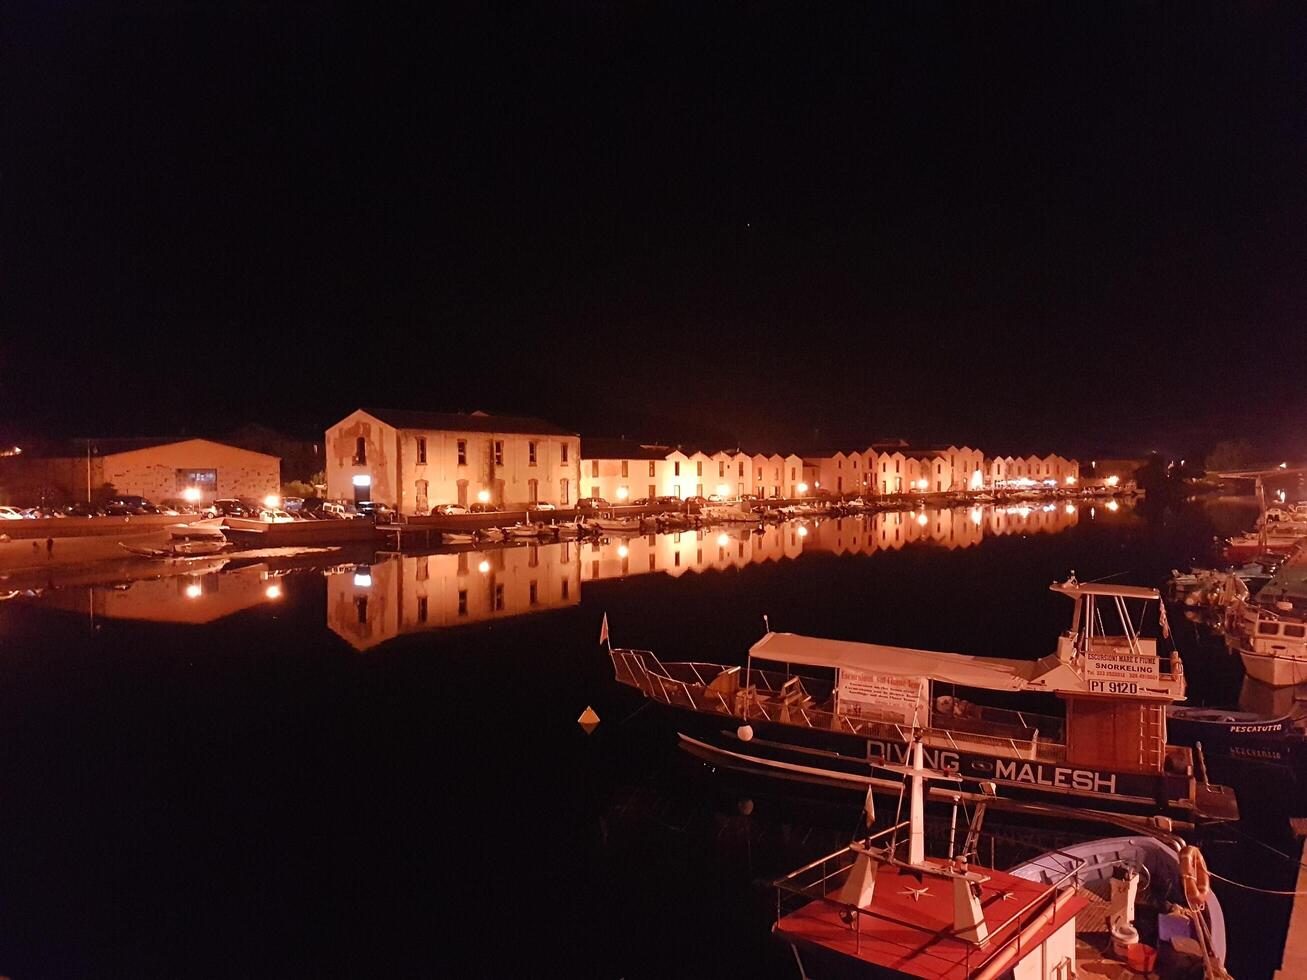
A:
[529,501,556,511]
[740,494,759,502]
[155,498,194,515]
[468,502,502,514]
[258,508,296,523]
[320,501,357,519]
[629,497,651,506]
[104,495,161,515]
[0,506,25,520]
[63,502,104,518]
[576,496,610,511]
[204,498,255,518]
[355,500,396,522]
[684,495,708,508]
[282,496,306,513]
[655,495,683,507]
[432,503,469,515]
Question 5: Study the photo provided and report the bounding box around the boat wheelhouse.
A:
[608,577,1238,824]
[1226,555,1307,687]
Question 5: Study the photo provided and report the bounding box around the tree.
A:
[1204,439,1257,474]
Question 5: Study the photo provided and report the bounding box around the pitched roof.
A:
[580,438,674,460]
[20,436,278,460]
[360,408,577,437]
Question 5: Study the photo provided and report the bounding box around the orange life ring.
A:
[1180,845,1210,910]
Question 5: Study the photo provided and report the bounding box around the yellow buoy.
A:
[577,705,600,734]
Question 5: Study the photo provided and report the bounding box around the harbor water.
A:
[0,498,1299,978]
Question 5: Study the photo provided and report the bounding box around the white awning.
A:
[749,631,1038,691]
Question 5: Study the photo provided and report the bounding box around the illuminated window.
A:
[457,440,467,466]
[494,441,504,466]
[417,437,427,465]
[528,442,537,465]
[176,468,217,491]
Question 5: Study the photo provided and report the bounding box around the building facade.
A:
[325,409,581,514]
[0,437,279,506]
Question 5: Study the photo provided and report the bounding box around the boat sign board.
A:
[1084,648,1159,695]
[837,669,929,725]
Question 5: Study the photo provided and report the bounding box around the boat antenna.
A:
[762,614,770,634]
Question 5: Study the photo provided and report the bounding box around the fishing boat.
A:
[1009,835,1229,977]
[1166,704,1304,746]
[476,527,506,543]
[607,577,1239,824]
[699,504,755,522]
[1225,554,1307,686]
[589,516,641,534]
[506,522,548,539]
[441,532,475,544]
[120,520,229,558]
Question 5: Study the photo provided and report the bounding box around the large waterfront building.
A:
[325,409,581,514]
[0,437,280,507]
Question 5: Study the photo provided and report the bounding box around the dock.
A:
[1275,829,1307,980]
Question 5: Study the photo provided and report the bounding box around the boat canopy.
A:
[750,631,1109,696]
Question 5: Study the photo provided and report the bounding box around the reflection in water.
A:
[325,504,1090,649]
[36,561,287,625]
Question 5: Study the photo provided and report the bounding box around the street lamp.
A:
[477,489,491,503]
[796,482,808,495]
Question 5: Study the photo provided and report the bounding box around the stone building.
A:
[324,409,580,514]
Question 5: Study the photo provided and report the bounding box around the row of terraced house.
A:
[322,409,1080,517]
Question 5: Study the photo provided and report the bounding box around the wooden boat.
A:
[506,522,549,539]
[589,516,641,534]
[607,577,1239,825]
[1166,704,1303,746]
[120,521,228,558]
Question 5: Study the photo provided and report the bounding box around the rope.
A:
[1232,824,1307,871]
[1207,870,1307,896]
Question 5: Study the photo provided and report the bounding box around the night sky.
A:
[5,2,1306,457]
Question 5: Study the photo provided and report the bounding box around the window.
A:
[417,437,427,465]
[494,441,504,466]
[457,440,467,466]
[528,441,537,465]
[674,461,681,476]
[561,579,570,600]
[696,483,703,497]
[494,584,504,611]
[416,557,429,581]
[790,467,796,480]
[354,437,366,465]
[417,596,428,623]
[176,468,217,491]
[718,461,724,477]
[458,589,468,616]
[561,442,569,463]
[529,581,538,605]
[1258,622,1280,635]
[673,484,680,497]
[592,460,600,478]
[356,597,368,624]
[648,554,656,571]
[1285,625,1306,638]
[560,479,569,505]
[697,461,703,476]
[738,462,744,477]
[621,460,628,478]
[649,461,656,477]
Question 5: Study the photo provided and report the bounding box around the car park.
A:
[104,496,163,515]
[629,497,651,506]
[258,508,296,523]
[655,495,683,507]
[205,498,255,518]
[432,503,469,515]
[355,500,396,522]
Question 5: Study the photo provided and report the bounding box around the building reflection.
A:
[327,504,1087,649]
[326,543,583,651]
[37,560,288,624]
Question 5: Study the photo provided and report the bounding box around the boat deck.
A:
[775,858,1087,979]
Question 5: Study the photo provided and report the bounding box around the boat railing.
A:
[774,833,1085,971]
[611,650,1069,763]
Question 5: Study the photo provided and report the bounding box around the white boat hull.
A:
[1238,646,1307,687]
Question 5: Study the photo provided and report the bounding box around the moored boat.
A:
[607,577,1239,824]
[1225,555,1307,686]
[589,516,641,534]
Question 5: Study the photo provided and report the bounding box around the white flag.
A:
[599,613,610,647]
[862,784,876,826]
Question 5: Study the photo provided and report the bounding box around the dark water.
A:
[0,499,1298,978]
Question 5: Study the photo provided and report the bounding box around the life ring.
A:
[1180,845,1210,910]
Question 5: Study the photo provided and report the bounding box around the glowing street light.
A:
[1105,475,1120,488]
[617,544,629,558]
[916,513,928,526]
[478,560,491,574]
[353,573,372,587]
[796,525,808,538]
[916,479,928,490]
[716,533,730,547]
[796,482,808,495]
[263,494,281,509]
[1106,499,1120,512]
[616,487,629,500]
[185,582,202,599]
[182,486,202,504]
[477,489,491,503]
[265,584,282,599]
